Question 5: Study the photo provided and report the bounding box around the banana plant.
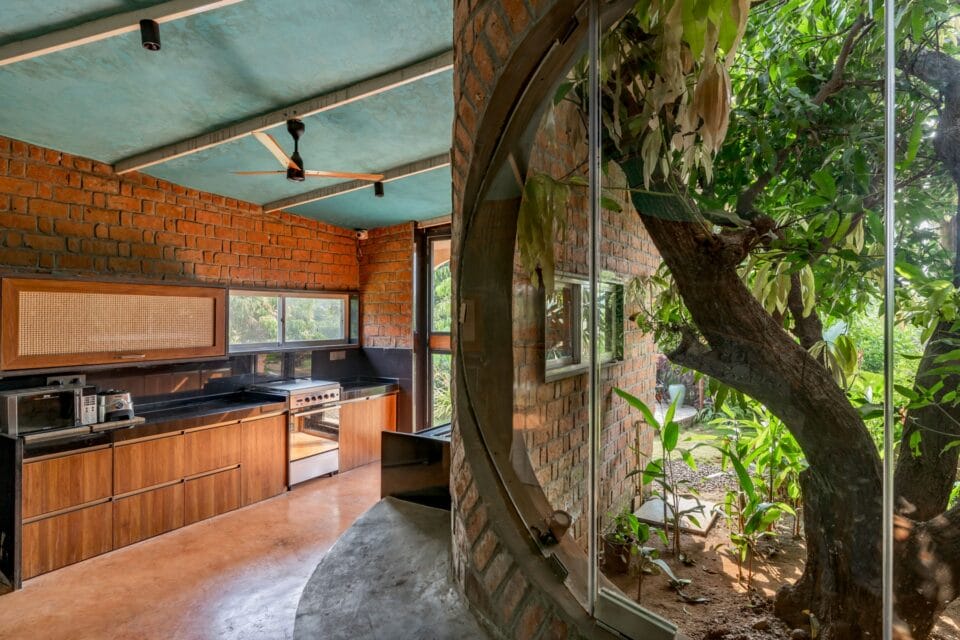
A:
[615,388,704,556]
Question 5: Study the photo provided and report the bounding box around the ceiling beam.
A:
[114,50,454,174]
[263,153,450,214]
[0,0,245,67]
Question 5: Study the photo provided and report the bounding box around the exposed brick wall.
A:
[359,222,414,349]
[512,102,659,548]
[0,135,359,290]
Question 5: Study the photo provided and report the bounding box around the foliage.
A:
[229,294,279,345]
[616,389,705,556]
[710,402,799,587]
[432,353,452,426]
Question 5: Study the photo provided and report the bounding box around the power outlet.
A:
[329,350,346,361]
[47,374,86,387]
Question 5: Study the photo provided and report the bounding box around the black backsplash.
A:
[0,346,415,431]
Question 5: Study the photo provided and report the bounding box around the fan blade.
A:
[252,132,297,170]
[303,170,385,181]
[231,170,286,175]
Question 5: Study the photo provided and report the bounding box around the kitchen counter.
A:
[22,391,286,459]
[338,377,400,401]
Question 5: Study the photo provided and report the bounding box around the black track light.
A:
[140,19,161,51]
[374,181,384,198]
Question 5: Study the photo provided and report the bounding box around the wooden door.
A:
[0,278,226,370]
[22,448,112,520]
[240,414,286,506]
[114,434,184,495]
[113,483,184,548]
[183,423,241,477]
[340,395,397,472]
[21,502,112,579]
[184,468,241,525]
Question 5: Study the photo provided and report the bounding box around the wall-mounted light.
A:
[374,181,384,198]
[140,19,161,51]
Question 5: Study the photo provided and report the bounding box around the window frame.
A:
[544,274,624,382]
[227,288,355,353]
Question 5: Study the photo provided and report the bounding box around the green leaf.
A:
[682,449,698,471]
[601,195,623,212]
[663,421,680,452]
[615,387,659,429]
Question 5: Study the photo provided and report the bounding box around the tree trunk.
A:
[619,158,888,638]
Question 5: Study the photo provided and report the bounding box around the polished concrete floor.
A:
[0,463,381,640]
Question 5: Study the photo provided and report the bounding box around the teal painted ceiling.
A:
[0,0,453,229]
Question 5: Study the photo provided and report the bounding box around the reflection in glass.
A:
[229,293,279,346]
[546,282,577,366]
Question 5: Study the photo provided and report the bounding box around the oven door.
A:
[288,404,340,485]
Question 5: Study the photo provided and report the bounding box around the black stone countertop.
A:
[338,376,400,401]
[23,391,286,459]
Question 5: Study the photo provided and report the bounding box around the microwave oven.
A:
[0,384,97,436]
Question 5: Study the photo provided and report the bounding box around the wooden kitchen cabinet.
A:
[114,434,184,495]
[113,483,184,549]
[339,394,397,472]
[183,423,241,477]
[21,502,112,579]
[0,277,226,370]
[184,467,241,525]
[240,414,286,506]
[22,448,112,520]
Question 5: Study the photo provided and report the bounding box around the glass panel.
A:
[430,352,452,427]
[893,10,960,640]
[546,281,578,368]
[431,238,452,333]
[285,296,345,342]
[229,293,279,347]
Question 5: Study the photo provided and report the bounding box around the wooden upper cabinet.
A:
[22,448,113,520]
[0,278,226,370]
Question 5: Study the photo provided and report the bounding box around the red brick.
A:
[107,194,141,212]
[0,248,36,266]
[54,219,94,237]
[83,175,119,194]
[0,176,37,197]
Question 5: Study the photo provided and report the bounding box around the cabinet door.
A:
[114,435,184,495]
[184,468,241,525]
[113,483,184,549]
[183,423,241,477]
[22,448,112,520]
[0,278,226,370]
[240,415,286,506]
[22,502,112,579]
[340,395,397,472]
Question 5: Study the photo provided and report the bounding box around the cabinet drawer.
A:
[22,502,112,579]
[23,448,112,520]
[184,468,241,525]
[114,435,184,495]
[183,424,241,477]
[113,483,184,549]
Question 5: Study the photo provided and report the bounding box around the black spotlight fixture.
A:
[140,19,161,51]
[374,181,385,198]
[285,119,306,182]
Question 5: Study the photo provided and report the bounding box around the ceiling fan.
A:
[233,119,384,184]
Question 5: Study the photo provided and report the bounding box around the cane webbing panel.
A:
[18,291,215,356]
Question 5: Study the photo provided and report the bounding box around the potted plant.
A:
[602,510,636,574]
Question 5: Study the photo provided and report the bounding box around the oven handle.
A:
[291,404,342,419]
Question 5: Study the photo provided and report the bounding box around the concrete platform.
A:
[294,497,489,640]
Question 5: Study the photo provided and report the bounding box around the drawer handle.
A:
[118,354,146,359]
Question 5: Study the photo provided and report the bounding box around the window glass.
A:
[431,352,452,427]
[546,282,577,367]
[229,294,279,346]
[431,239,452,333]
[285,296,345,343]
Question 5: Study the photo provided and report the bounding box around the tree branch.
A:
[736,14,871,216]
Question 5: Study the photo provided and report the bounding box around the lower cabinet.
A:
[240,415,287,506]
[340,394,397,472]
[113,483,184,549]
[184,467,241,525]
[19,413,287,580]
[21,502,113,579]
